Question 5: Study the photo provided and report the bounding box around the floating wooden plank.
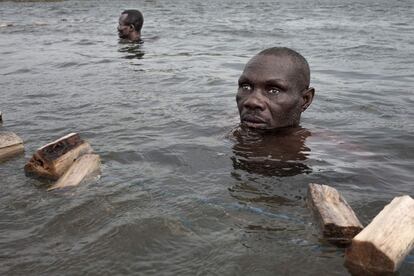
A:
[0,131,24,161]
[48,154,101,190]
[307,183,363,245]
[24,133,93,180]
[345,195,414,273]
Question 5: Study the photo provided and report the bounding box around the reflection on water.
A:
[118,41,145,60]
[230,126,312,177]
[1,0,414,274]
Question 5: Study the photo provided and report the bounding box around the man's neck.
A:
[129,31,141,42]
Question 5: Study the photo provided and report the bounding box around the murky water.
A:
[1,0,414,275]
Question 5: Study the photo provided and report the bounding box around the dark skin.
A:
[118,14,141,42]
[230,52,315,176]
[232,52,368,181]
[236,54,315,131]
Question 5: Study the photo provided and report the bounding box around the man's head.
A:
[118,9,144,41]
[236,47,315,131]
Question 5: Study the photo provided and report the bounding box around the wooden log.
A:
[48,154,101,190]
[0,131,24,161]
[345,195,414,273]
[24,133,93,180]
[0,111,2,123]
[307,183,363,245]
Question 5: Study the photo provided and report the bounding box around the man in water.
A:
[117,9,144,42]
[231,47,315,176]
[236,47,315,132]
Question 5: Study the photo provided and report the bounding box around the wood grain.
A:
[0,131,24,161]
[307,183,363,245]
[345,195,414,273]
[48,154,101,190]
[24,133,93,179]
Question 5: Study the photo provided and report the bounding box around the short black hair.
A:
[121,9,144,32]
[258,47,311,89]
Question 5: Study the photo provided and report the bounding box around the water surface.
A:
[1,0,413,275]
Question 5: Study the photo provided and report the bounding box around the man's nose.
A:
[243,90,266,111]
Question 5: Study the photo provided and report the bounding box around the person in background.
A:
[117,9,144,42]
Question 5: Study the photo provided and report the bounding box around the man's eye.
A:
[268,88,280,95]
[240,84,252,91]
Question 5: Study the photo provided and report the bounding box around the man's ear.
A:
[301,87,315,112]
[130,24,135,32]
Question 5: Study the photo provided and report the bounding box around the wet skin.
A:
[117,14,140,41]
[118,14,131,39]
[236,54,314,131]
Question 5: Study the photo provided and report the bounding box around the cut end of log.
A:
[0,131,24,148]
[0,132,24,161]
[24,133,93,180]
[345,239,395,273]
[344,260,398,276]
[0,144,24,162]
[24,158,56,179]
[307,183,363,246]
[344,195,414,273]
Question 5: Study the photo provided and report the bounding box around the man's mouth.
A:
[241,114,267,129]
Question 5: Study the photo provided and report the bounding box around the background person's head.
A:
[236,47,315,131]
[118,9,144,42]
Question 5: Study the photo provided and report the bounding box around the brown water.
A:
[1,0,414,275]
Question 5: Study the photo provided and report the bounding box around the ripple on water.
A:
[2,68,32,75]
[1,0,414,275]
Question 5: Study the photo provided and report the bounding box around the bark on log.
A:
[24,133,93,180]
[345,195,414,273]
[48,154,101,190]
[0,131,24,161]
[307,183,363,245]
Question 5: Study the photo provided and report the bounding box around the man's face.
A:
[236,54,306,131]
[118,14,132,39]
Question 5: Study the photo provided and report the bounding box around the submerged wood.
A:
[48,154,100,190]
[24,133,93,180]
[345,195,414,273]
[0,132,24,161]
[307,183,363,245]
